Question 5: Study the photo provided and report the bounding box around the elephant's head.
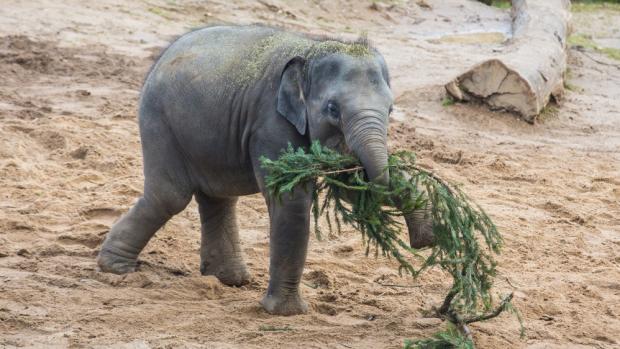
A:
[276,41,393,185]
[276,40,435,249]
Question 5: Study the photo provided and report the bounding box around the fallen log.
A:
[445,0,571,122]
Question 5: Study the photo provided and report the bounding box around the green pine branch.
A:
[260,141,522,347]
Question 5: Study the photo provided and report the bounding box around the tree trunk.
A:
[445,0,572,123]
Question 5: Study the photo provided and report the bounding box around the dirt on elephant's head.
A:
[232,29,373,86]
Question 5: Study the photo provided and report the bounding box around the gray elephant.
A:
[97,25,433,316]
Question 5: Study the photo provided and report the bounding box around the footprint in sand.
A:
[57,232,103,249]
[80,207,122,227]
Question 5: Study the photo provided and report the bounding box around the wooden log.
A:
[445,0,571,122]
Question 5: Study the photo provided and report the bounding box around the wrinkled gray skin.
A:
[97,26,432,316]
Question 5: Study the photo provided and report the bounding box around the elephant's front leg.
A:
[261,189,312,316]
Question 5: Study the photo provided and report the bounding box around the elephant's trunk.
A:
[343,110,389,186]
[342,111,434,249]
[404,201,434,248]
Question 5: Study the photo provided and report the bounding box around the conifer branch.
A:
[260,141,522,347]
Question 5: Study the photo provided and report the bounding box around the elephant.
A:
[97,25,433,316]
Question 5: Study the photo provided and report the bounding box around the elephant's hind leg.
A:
[196,193,250,286]
[97,108,193,274]
[97,190,190,274]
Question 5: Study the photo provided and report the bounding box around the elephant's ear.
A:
[277,56,307,135]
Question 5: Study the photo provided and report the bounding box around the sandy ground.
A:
[1,1,619,348]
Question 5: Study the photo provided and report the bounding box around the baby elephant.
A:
[97,25,432,315]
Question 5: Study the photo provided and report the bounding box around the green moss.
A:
[488,0,620,11]
[231,32,372,86]
[568,33,620,61]
[568,33,597,49]
[572,1,620,12]
[195,30,374,91]
[491,0,511,9]
[442,96,455,107]
[309,40,372,58]
[600,46,620,60]
[233,33,308,86]
[477,0,510,9]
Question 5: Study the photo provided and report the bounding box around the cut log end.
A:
[446,59,540,122]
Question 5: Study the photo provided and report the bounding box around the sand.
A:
[0,0,619,348]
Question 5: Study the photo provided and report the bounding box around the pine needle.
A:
[404,323,475,349]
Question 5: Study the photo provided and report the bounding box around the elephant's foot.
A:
[96,248,138,274]
[261,292,308,316]
[200,255,250,287]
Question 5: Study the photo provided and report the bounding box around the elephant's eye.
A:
[389,105,394,115]
[326,101,340,118]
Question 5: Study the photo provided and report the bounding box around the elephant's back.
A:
[143,26,311,95]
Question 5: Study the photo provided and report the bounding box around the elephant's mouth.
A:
[330,139,374,177]
[336,141,353,156]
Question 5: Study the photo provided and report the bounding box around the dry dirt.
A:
[1,1,619,348]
